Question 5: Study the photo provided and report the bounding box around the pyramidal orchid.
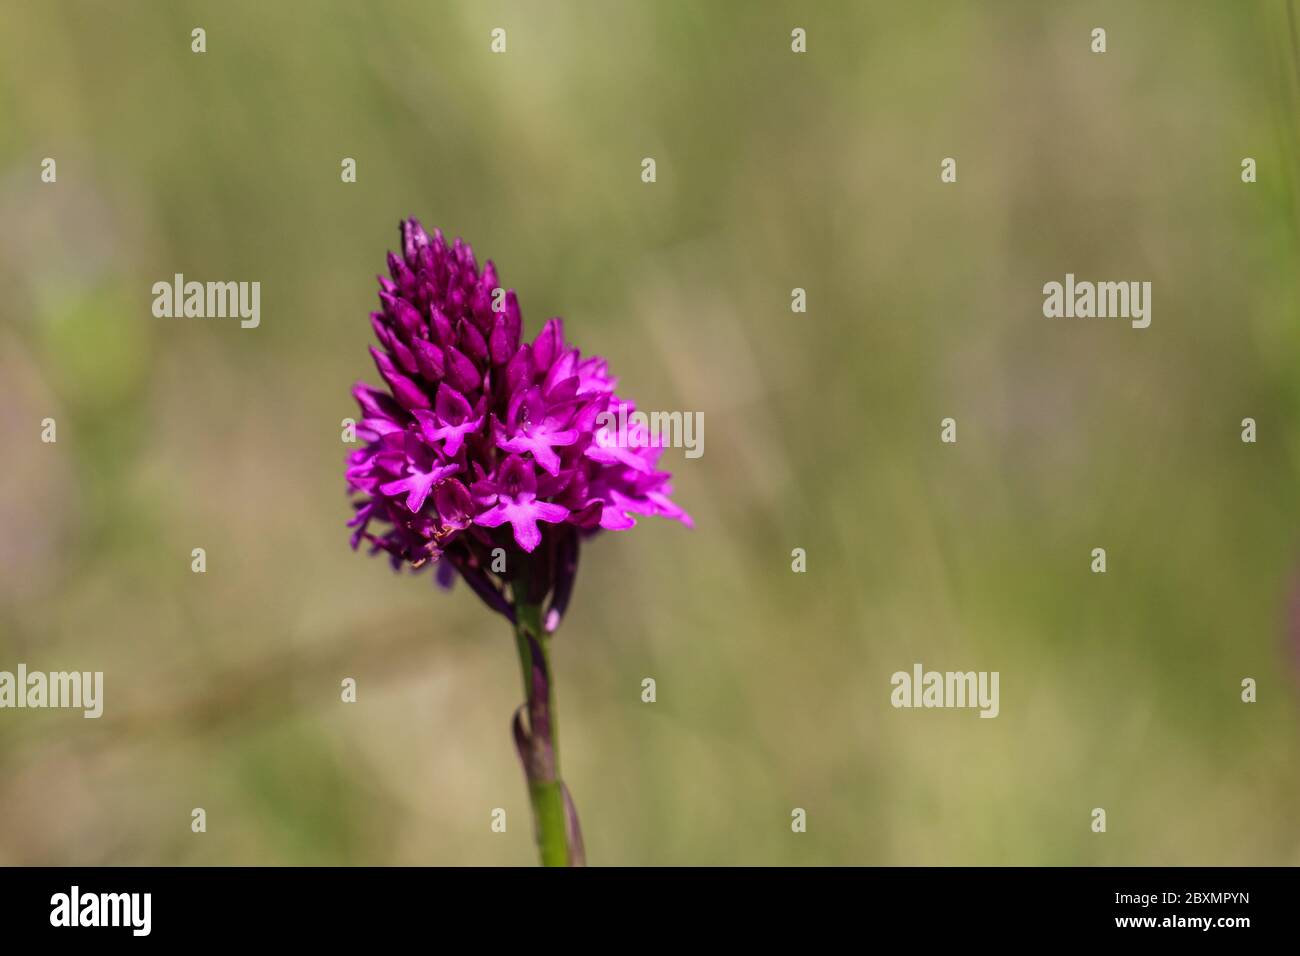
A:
[346,220,691,866]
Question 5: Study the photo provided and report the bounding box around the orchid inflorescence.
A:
[345,219,690,865]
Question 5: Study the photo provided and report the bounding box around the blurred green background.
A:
[2,0,1300,865]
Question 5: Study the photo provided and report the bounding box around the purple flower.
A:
[471,453,570,552]
[414,384,484,458]
[346,219,691,625]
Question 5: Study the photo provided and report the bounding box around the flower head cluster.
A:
[347,220,690,627]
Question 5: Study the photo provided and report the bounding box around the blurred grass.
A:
[1,0,1299,864]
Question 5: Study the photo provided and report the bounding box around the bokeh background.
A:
[2,0,1300,865]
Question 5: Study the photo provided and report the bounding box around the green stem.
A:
[513,600,569,867]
